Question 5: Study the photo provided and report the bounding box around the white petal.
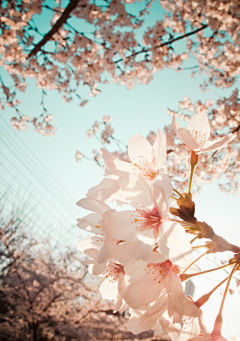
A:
[152,321,164,336]
[124,267,165,309]
[102,210,137,240]
[97,237,114,264]
[86,178,120,201]
[92,261,107,276]
[128,134,152,165]
[153,173,173,200]
[152,129,167,171]
[110,240,153,265]
[77,213,102,234]
[180,128,201,151]
[159,314,181,341]
[165,271,185,323]
[118,173,153,209]
[101,148,115,169]
[76,198,110,215]
[99,278,118,300]
[127,309,158,335]
[200,133,236,153]
[77,236,103,253]
[152,184,169,220]
[156,222,192,267]
[187,112,210,141]
[183,299,201,318]
[172,116,199,150]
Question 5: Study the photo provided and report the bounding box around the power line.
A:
[0,191,67,242]
[0,115,77,205]
[0,128,78,218]
[0,171,65,224]
[0,144,76,221]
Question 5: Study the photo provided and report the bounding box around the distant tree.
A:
[0,203,168,340]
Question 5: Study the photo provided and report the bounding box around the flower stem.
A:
[190,236,198,244]
[188,164,195,194]
[173,189,183,198]
[192,245,207,250]
[182,251,207,274]
[212,263,239,337]
[170,196,178,200]
[195,275,229,308]
[188,151,198,194]
[180,262,236,281]
[219,263,238,315]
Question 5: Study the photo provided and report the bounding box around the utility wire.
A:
[0,115,78,205]
[0,128,78,217]
[0,192,66,243]
[0,145,76,221]
[0,169,65,224]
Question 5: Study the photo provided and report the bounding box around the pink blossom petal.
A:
[101,148,115,169]
[76,198,110,215]
[152,184,169,220]
[165,271,185,323]
[152,129,167,171]
[157,315,181,340]
[102,210,137,240]
[127,309,158,335]
[124,267,166,309]
[110,240,153,265]
[187,112,210,142]
[172,116,199,151]
[128,133,152,165]
[87,178,120,201]
[200,133,236,153]
[99,279,118,300]
[77,236,103,253]
[153,173,173,200]
[118,174,153,209]
[77,213,103,234]
[156,222,192,267]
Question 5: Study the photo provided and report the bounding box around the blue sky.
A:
[0,1,240,337]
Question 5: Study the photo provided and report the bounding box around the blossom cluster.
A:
[78,89,240,195]
[2,1,240,132]
[77,111,237,340]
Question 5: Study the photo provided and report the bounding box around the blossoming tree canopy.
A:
[2,0,240,133]
[76,113,240,340]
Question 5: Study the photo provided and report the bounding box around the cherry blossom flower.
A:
[76,198,118,275]
[87,129,169,203]
[75,150,84,162]
[102,175,176,248]
[123,247,196,323]
[99,260,126,311]
[172,112,236,154]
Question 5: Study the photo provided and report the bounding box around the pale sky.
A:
[0,1,239,338]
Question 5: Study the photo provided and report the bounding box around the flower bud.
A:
[170,193,196,223]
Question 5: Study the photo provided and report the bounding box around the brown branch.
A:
[114,24,208,64]
[232,123,240,134]
[27,0,80,59]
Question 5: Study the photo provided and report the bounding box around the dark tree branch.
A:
[114,24,208,64]
[27,0,80,59]
[232,123,240,134]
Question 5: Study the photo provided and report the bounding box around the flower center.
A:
[146,260,179,283]
[105,262,124,282]
[191,129,207,148]
[132,205,163,239]
[131,156,158,180]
